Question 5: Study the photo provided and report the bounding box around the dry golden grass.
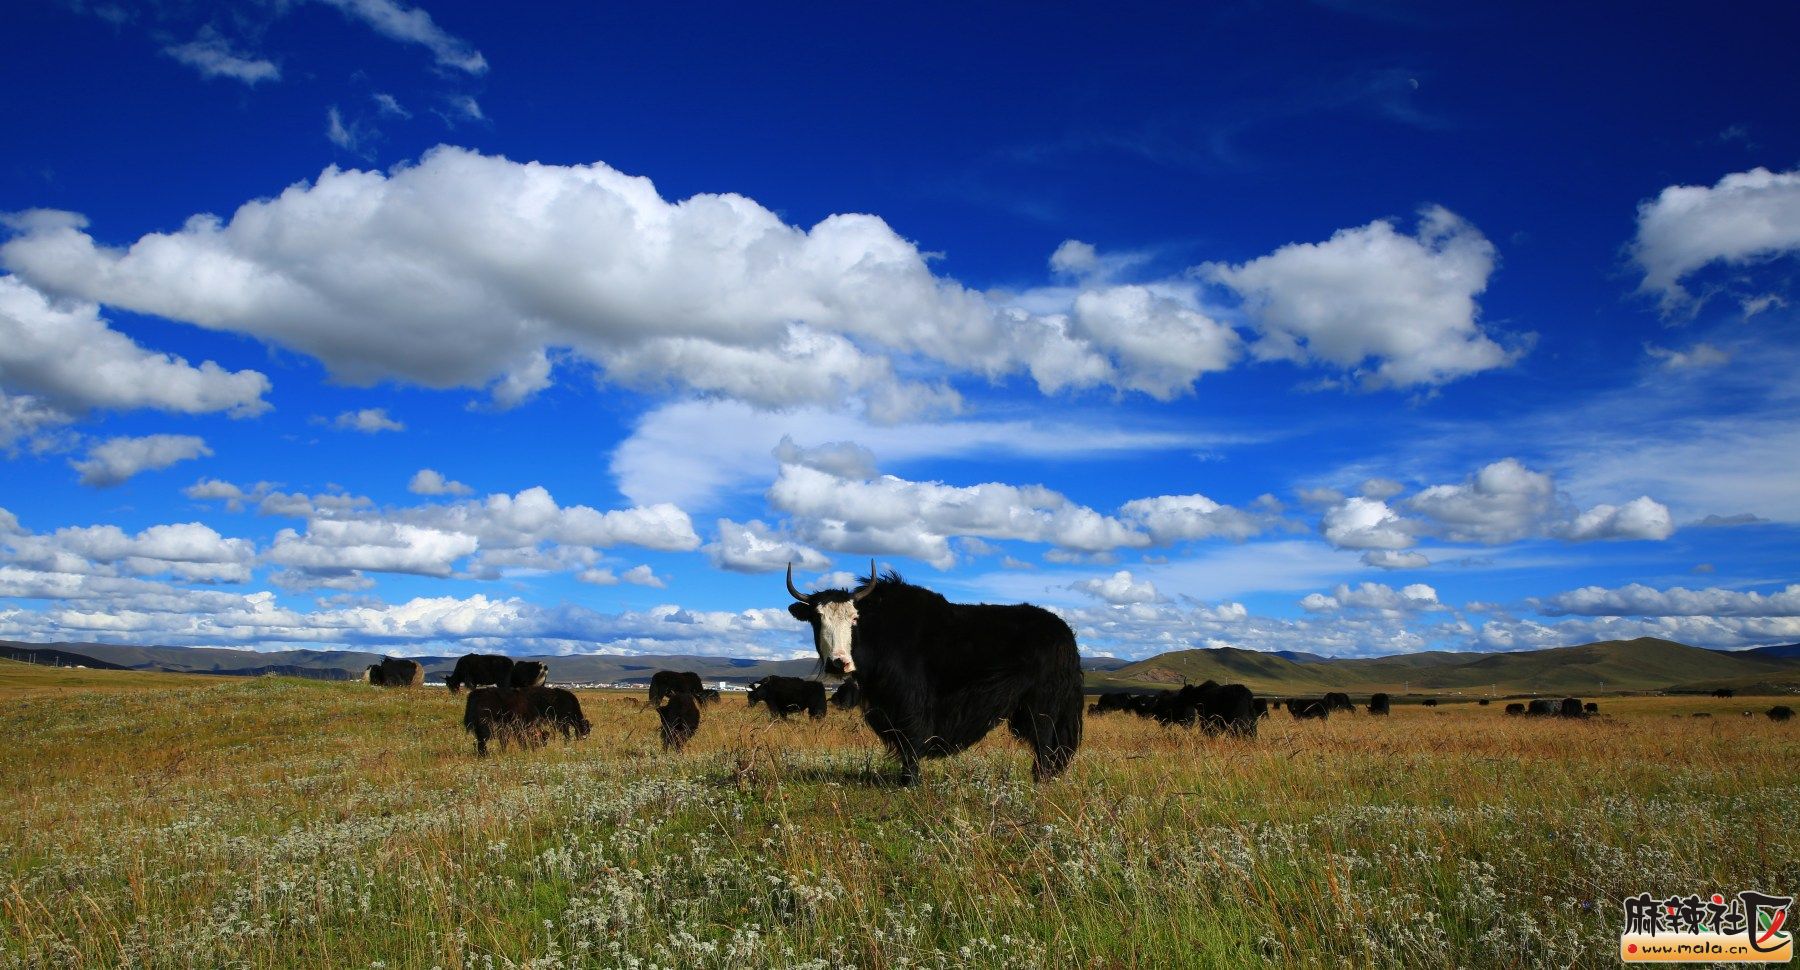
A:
[1,666,1795,968]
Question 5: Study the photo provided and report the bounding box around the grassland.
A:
[2,661,1796,968]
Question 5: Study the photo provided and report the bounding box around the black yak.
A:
[1478,698,1491,706]
[697,688,721,705]
[1505,702,1525,716]
[447,654,514,694]
[747,675,827,720]
[1288,699,1330,720]
[1558,697,1585,718]
[462,686,590,756]
[1143,681,1256,736]
[1769,705,1795,722]
[364,657,423,687]
[1526,699,1558,717]
[1584,701,1599,714]
[786,562,1082,786]
[1323,692,1354,713]
[648,670,704,703]
[510,661,548,689]
[1421,698,1439,708]
[1367,692,1391,716]
[658,692,701,751]
[831,678,862,710]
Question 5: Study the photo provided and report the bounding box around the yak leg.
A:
[1010,698,1081,782]
[864,706,923,786]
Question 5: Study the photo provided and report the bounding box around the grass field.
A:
[1,662,1795,968]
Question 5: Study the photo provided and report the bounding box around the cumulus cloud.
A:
[0,275,270,419]
[1404,457,1556,544]
[331,407,405,433]
[1630,167,1800,312]
[1321,496,1416,550]
[1556,496,1674,541]
[1533,582,1800,618]
[1206,206,1522,387]
[1117,492,1270,543]
[1072,569,1160,604]
[704,518,831,573]
[2,513,255,583]
[408,468,471,495]
[161,27,280,84]
[1300,582,1442,614]
[768,463,1148,569]
[72,434,212,487]
[1064,286,1241,399]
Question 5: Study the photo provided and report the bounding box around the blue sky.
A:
[2,0,1797,659]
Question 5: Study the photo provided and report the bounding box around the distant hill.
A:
[0,644,129,670]
[1092,637,1800,696]
[8,636,1797,696]
[1728,643,1800,660]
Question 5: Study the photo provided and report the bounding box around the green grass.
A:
[1,662,1796,967]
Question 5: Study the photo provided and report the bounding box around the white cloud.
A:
[408,468,471,496]
[1556,496,1674,541]
[704,518,831,574]
[330,407,405,433]
[1206,206,1522,387]
[620,564,664,588]
[768,463,1148,569]
[1049,239,1099,276]
[1117,493,1270,543]
[312,0,487,74]
[1533,582,1800,618]
[72,434,212,487]
[266,519,478,577]
[1321,496,1416,550]
[1361,549,1430,569]
[1065,286,1241,399]
[161,27,280,85]
[1301,581,1443,613]
[611,398,1229,510]
[0,275,270,419]
[1645,343,1730,370]
[1630,167,1800,312]
[2,514,255,583]
[1403,457,1555,544]
[1072,569,1160,605]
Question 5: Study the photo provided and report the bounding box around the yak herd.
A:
[356,566,1796,779]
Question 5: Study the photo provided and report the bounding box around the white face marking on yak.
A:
[786,560,878,679]
[814,600,858,675]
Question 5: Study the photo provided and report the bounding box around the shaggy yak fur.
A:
[447,654,514,694]
[648,670,704,703]
[787,565,1083,786]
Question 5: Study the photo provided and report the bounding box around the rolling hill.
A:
[6,636,1797,696]
[1091,637,1800,696]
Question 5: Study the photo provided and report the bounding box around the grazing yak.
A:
[1253,698,1271,719]
[1145,681,1256,736]
[1584,702,1599,714]
[831,678,862,710]
[364,657,423,687]
[1421,698,1439,708]
[786,562,1082,786]
[1769,705,1795,722]
[1558,697,1585,718]
[1323,692,1354,713]
[1504,702,1526,716]
[649,670,704,703]
[510,661,548,689]
[1367,692,1391,716]
[658,692,701,751]
[1288,699,1330,720]
[1525,699,1558,717]
[448,654,514,694]
[747,675,828,720]
[697,688,721,705]
[1478,699,1491,706]
[1087,692,1138,716]
[463,686,590,756]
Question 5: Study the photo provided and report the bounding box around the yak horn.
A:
[786,562,808,603]
[851,559,878,601]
